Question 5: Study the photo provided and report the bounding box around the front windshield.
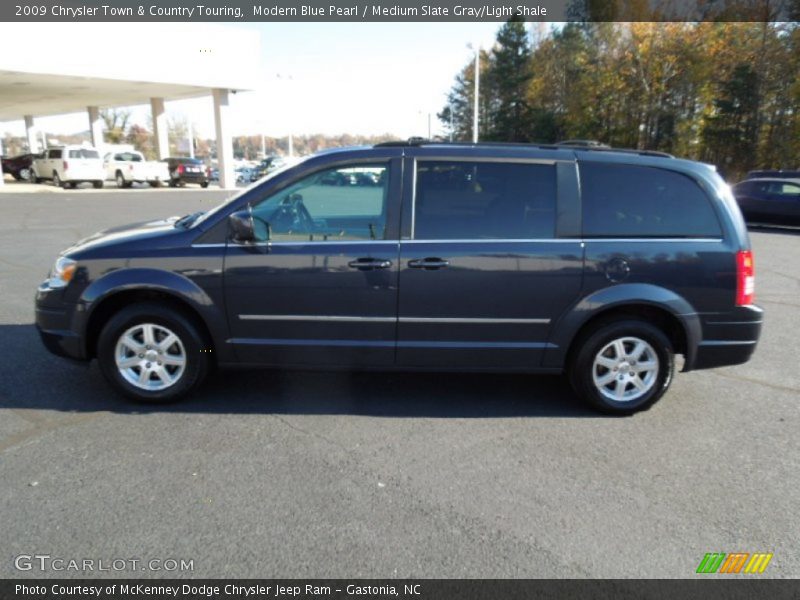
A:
[191,158,304,228]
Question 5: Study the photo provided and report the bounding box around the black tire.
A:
[149,181,161,188]
[18,167,31,181]
[68,182,77,189]
[52,172,64,188]
[568,319,675,415]
[115,171,126,188]
[93,180,104,189]
[96,302,210,403]
[200,181,209,189]
[168,179,177,187]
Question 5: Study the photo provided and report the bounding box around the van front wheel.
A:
[569,319,674,414]
[97,303,210,403]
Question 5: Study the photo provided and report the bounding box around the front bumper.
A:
[690,305,764,370]
[35,284,86,361]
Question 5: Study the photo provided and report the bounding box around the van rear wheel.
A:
[97,303,209,403]
[568,319,674,414]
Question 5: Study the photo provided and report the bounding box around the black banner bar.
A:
[0,0,797,22]
[3,580,800,600]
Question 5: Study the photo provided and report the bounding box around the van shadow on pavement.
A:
[1,323,602,418]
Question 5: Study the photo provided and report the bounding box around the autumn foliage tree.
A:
[441,16,800,180]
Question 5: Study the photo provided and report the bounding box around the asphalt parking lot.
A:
[0,189,798,579]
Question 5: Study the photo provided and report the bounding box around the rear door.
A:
[396,154,584,370]
[223,155,403,367]
[765,181,800,224]
[67,148,101,180]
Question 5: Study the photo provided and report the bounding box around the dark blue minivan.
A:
[35,141,763,413]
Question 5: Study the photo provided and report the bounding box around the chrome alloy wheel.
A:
[114,323,187,391]
[591,336,659,403]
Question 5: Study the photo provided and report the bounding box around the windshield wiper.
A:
[174,211,205,229]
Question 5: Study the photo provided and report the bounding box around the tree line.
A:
[439,16,800,180]
[2,124,398,163]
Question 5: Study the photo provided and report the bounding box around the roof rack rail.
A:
[374,137,429,147]
[374,138,674,158]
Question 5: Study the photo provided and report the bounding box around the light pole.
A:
[0,134,5,187]
[468,43,480,143]
[448,100,454,142]
[187,120,194,158]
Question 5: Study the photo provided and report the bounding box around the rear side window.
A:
[768,181,800,197]
[68,149,99,159]
[48,149,62,159]
[414,161,557,239]
[580,163,722,238]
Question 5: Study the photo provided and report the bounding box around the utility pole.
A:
[187,120,194,158]
[469,43,480,143]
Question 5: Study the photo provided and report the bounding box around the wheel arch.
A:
[544,283,702,372]
[78,269,228,362]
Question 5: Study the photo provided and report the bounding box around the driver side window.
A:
[250,163,389,242]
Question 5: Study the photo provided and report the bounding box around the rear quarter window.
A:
[580,163,722,238]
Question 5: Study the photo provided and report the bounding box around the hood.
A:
[64,216,182,255]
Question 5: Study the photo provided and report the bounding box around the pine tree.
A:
[485,16,534,142]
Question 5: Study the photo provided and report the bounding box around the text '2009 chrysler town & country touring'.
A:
[35,141,763,414]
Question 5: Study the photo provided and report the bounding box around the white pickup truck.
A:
[104,151,170,188]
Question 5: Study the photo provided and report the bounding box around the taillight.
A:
[177,164,185,175]
[129,164,133,171]
[735,250,755,306]
[63,161,68,171]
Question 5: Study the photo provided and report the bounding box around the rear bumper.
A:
[689,305,763,370]
[173,173,208,185]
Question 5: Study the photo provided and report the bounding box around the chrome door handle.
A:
[408,257,450,270]
[348,258,392,270]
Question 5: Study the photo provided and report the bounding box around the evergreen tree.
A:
[701,63,760,177]
[485,16,534,142]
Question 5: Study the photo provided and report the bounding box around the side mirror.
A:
[229,210,256,243]
[230,209,270,243]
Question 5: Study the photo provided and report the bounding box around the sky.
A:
[1,22,552,141]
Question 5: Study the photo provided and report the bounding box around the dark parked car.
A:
[745,169,800,180]
[1,153,40,181]
[731,178,800,226]
[319,170,356,186]
[164,157,209,188]
[35,141,762,414]
[555,139,610,148]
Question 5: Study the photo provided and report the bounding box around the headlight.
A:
[48,256,77,289]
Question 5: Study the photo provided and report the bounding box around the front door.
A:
[224,158,401,367]
[396,157,584,370]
